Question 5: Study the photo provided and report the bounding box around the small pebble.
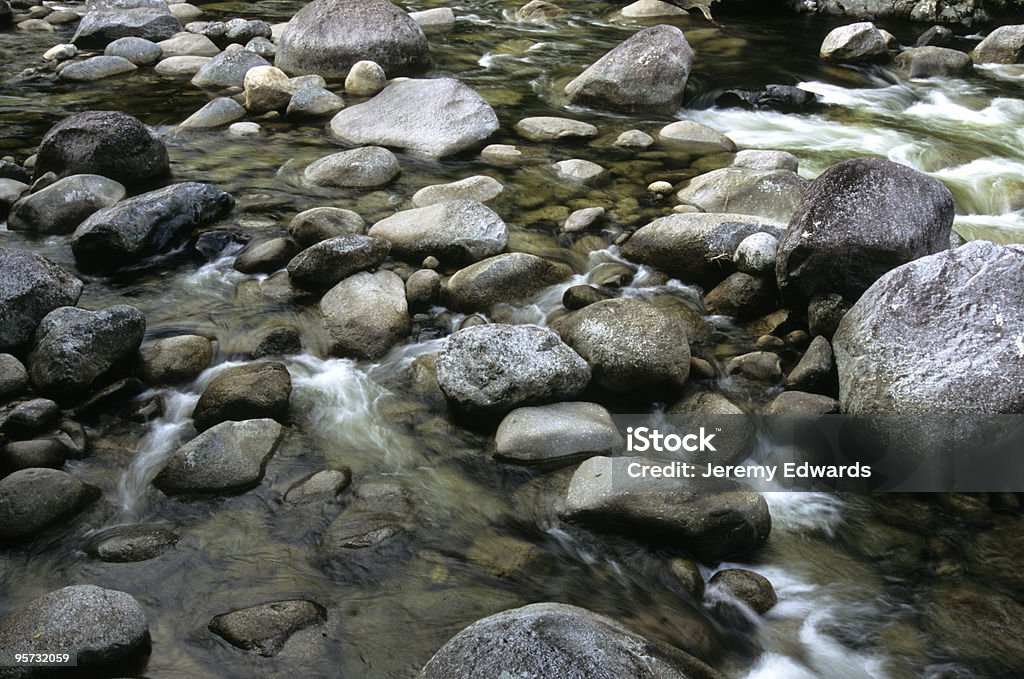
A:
[648,180,674,194]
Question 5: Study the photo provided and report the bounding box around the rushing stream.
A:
[2,1,1024,677]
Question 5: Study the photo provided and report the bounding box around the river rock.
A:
[563,206,605,233]
[776,157,954,302]
[209,600,326,656]
[245,36,276,59]
[330,78,499,158]
[621,0,687,17]
[679,167,805,223]
[344,59,387,96]
[287,234,391,291]
[191,48,268,87]
[495,402,623,466]
[303,146,400,189]
[409,7,455,34]
[726,351,781,382]
[562,284,613,310]
[516,0,564,21]
[138,334,213,385]
[243,65,292,113]
[785,334,834,393]
[412,175,503,207]
[249,326,302,359]
[104,36,162,64]
[192,362,291,430]
[733,231,779,275]
[0,179,27,218]
[179,97,247,129]
[420,602,723,679]
[72,182,234,269]
[733,149,799,173]
[275,0,428,77]
[894,46,972,78]
[766,390,838,415]
[59,55,138,81]
[0,355,28,403]
[614,129,654,148]
[87,525,179,562]
[368,199,508,264]
[436,324,590,413]
[659,121,736,156]
[0,249,83,352]
[819,22,888,63]
[972,25,1024,64]
[441,252,572,312]
[0,159,30,183]
[709,569,777,614]
[157,31,218,57]
[73,5,181,48]
[405,269,441,306]
[232,238,298,274]
[564,25,693,114]
[557,297,690,394]
[7,174,125,234]
[553,159,606,182]
[289,206,365,245]
[834,241,1024,413]
[563,456,771,562]
[514,116,598,142]
[0,439,68,474]
[0,585,148,669]
[703,272,776,320]
[924,586,1024,675]
[154,418,284,494]
[0,468,100,541]
[286,85,345,119]
[284,468,351,504]
[27,305,145,400]
[621,212,783,287]
[33,111,169,185]
[1,398,60,438]
[320,270,410,360]
[154,55,212,75]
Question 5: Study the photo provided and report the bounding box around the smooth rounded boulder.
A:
[7,174,126,234]
[303,146,400,188]
[320,270,410,360]
[436,324,591,413]
[834,241,1024,413]
[894,46,973,78]
[972,25,1024,64]
[286,234,391,292]
[33,111,169,186]
[73,4,181,48]
[191,362,292,431]
[495,402,623,466]
[420,602,724,679]
[675,167,807,224]
[368,199,508,264]
[0,248,83,352]
[275,0,429,78]
[564,25,693,114]
[441,252,572,312]
[776,157,954,302]
[0,468,101,541]
[819,22,888,63]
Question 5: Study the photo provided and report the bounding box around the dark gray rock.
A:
[709,569,777,615]
[564,25,693,114]
[284,468,351,504]
[703,272,776,321]
[33,111,169,186]
[329,78,499,159]
[192,362,291,430]
[0,354,28,403]
[667,390,755,466]
[441,252,572,312]
[72,182,234,269]
[104,36,162,65]
[286,85,345,119]
[320,270,410,360]
[0,438,69,474]
[0,160,30,184]
[249,326,302,358]
[495,401,623,466]
[288,206,365,246]
[275,0,428,77]
[137,334,213,385]
[58,56,138,82]
[419,602,724,679]
[87,524,179,562]
[27,305,146,400]
[894,46,973,78]
[286,234,390,292]
[562,284,614,310]
[223,18,271,45]
[0,585,148,669]
[73,5,181,48]
[725,351,781,383]
[557,298,690,394]
[179,97,247,129]
[563,456,770,562]
[191,49,269,88]
[776,157,954,302]
[368,199,508,264]
[209,600,326,656]
[1,398,61,437]
[785,335,834,393]
[154,418,284,494]
[7,174,125,234]
[621,213,784,287]
[834,241,1024,413]
[766,390,839,415]
[0,468,100,541]
[807,293,850,340]
[405,269,441,307]
[233,237,299,274]
[304,146,400,189]
[436,324,590,413]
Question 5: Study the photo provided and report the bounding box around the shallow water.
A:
[1,1,1023,677]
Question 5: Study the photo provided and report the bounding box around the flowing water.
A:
[2,1,1023,676]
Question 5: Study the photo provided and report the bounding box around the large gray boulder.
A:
[191,49,270,88]
[776,157,954,302]
[73,4,181,48]
[436,324,591,413]
[834,241,1024,413]
[420,602,724,679]
[368,199,508,264]
[0,585,148,669]
[28,305,146,400]
[7,174,125,234]
[557,298,690,394]
[894,46,973,78]
[972,25,1024,64]
[154,418,284,494]
[72,182,234,269]
[0,469,100,542]
[564,25,693,114]
[0,249,83,352]
[192,362,292,431]
[442,252,572,312]
[286,234,391,292]
[330,78,499,158]
[819,22,888,63]
[620,213,784,287]
[495,402,623,466]
[275,0,429,77]
[137,334,213,385]
[563,456,771,562]
[33,111,169,186]
[675,168,807,224]
[320,270,410,360]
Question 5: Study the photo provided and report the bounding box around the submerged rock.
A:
[179,97,247,129]
[59,55,138,81]
[0,248,83,352]
[412,175,504,207]
[565,25,693,114]
[303,146,400,189]
[0,468,100,541]
[436,324,590,413]
[210,600,326,656]
[321,270,410,360]
[420,602,724,679]
[368,199,508,264]
[514,116,598,142]
[192,362,291,430]
[7,174,125,234]
[330,78,499,158]
[87,525,179,562]
[155,418,284,494]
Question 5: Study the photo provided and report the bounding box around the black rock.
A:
[709,84,822,113]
